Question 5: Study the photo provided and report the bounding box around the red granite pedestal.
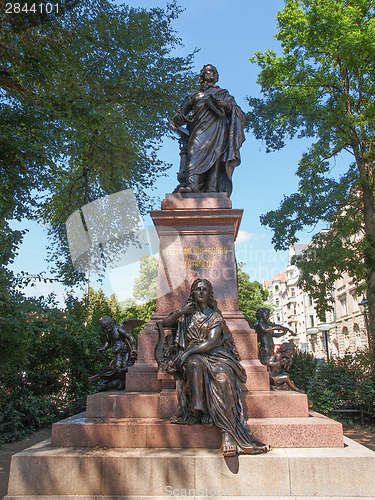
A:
[127,193,268,393]
[47,194,343,451]
[9,194,369,500]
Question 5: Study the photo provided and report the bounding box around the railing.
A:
[332,408,375,424]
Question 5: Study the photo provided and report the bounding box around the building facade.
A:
[263,246,369,360]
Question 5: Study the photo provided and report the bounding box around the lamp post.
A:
[317,323,332,361]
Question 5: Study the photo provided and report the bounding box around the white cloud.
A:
[235,230,254,244]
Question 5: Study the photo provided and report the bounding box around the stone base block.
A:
[51,411,343,449]
[86,390,309,420]
[125,360,270,393]
[125,363,161,392]
[5,437,375,499]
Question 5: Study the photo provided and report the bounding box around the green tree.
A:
[247,0,375,371]
[0,0,195,289]
[120,297,137,310]
[133,255,158,302]
[237,265,269,321]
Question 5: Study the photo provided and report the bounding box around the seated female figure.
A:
[162,278,269,457]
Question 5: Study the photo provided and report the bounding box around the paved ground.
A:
[1,425,374,499]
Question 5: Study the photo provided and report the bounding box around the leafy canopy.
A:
[0,0,196,287]
[247,0,375,318]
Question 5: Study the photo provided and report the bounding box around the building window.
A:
[340,297,348,317]
[276,298,279,307]
[350,292,359,313]
[353,323,361,348]
[310,315,314,327]
[291,288,296,297]
[355,334,362,349]
[277,313,281,322]
[275,285,279,292]
[309,295,313,306]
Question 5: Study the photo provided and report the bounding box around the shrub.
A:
[0,290,156,443]
[288,350,318,392]
[305,350,374,416]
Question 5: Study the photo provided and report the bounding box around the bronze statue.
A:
[171,64,245,197]
[156,279,270,457]
[254,308,293,366]
[267,342,303,392]
[89,317,143,392]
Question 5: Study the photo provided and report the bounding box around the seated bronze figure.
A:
[156,279,270,457]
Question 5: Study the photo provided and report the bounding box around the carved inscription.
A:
[165,246,228,269]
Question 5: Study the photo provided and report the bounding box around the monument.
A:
[5,65,375,499]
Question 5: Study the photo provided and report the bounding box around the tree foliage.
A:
[0,0,195,288]
[0,287,155,442]
[237,265,269,321]
[133,255,158,302]
[247,0,375,365]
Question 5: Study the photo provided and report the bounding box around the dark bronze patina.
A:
[89,317,143,392]
[171,65,245,197]
[155,279,270,457]
[267,342,303,392]
[254,307,293,366]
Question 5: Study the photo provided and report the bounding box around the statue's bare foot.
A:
[253,444,271,453]
[170,414,183,424]
[222,432,237,457]
[201,414,214,426]
[178,186,193,193]
[252,436,271,452]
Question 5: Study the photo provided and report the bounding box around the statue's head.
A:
[199,64,219,85]
[255,307,270,321]
[188,278,217,310]
[99,316,114,329]
[278,342,295,357]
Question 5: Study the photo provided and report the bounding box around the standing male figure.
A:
[172,64,245,196]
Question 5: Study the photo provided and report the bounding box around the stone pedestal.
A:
[127,193,266,393]
[6,437,375,499]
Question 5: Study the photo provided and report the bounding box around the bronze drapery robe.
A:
[175,310,264,453]
[177,85,245,196]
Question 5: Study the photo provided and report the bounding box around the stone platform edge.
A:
[50,410,344,449]
[5,437,375,499]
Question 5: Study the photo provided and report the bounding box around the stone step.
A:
[51,411,343,449]
[5,437,374,499]
[86,390,309,420]
[125,359,270,392]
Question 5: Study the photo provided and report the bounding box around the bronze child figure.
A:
[254,307,293,366]
[267,342,303,392]
[89,316,143,392]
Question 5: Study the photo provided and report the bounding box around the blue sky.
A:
[10,0,330,304]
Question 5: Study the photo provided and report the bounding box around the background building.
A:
[263,245,369,360]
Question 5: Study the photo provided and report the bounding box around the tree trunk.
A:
[360,164,375,381]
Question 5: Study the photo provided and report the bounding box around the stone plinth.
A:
[85,390,309,420]
[6,437,375,500]
[50,410,343,449]
[126,193,268,393]
[152,193,242,313]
